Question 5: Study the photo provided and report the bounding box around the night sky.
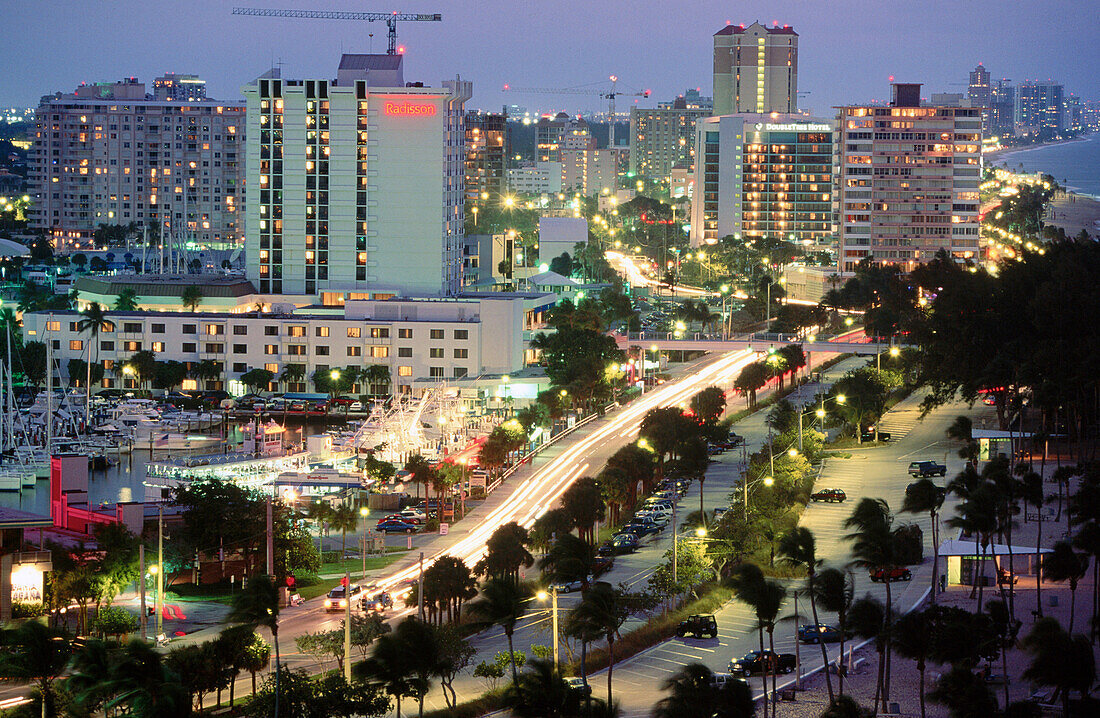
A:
[4,1,1095,116]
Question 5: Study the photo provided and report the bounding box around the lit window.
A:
[398,366,412,377]
[69,340,83,351]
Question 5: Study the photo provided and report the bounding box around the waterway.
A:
[992,132,1100,199]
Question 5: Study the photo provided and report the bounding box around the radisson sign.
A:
[384,101,438,117]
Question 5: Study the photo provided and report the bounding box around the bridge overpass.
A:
[613,329,905,355]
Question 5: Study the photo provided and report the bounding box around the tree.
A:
[113,287,139,311]
[529,508,574,555]
[152,360,188,391]
[181,285,203,312]
[280,364,306,390]
[946,482,1001,610]
[465,577,529,693]
[727,564,784,718]
[926,666,1000,718]
[549,252,573,277]
[0,621,72,718]
[474,522,534,584]
[777,343,807,384]
[603,443,655,503]
[227,575,282,717]
[249,666,388,718]
[778,527,834,704]
[328,503,360,559]
[946,415,979,466]
[639,406,699,478]
[847,595,891,715]
[734,361,770,408]
[690,386,726,425]
[654,662,754,718]
[560,476,606,545]
[829,367,898,441]
[433,624,476,709]
[76,302,109,400]
[1022,617,1096,718]
[540,533,599,592]
[68,637,191,718]
[71,252,88,270]
[901,478,946,604]
[1042,541,1089,633]
[421,555,477,625]
[241,368,275,394]
[892,608,933,718]
[501,658,581,718]
[813,568,855,695]
[569,581,631,707]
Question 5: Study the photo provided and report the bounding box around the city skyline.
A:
[3,1,1096,115]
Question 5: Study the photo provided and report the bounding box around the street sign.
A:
[439,523,449,535]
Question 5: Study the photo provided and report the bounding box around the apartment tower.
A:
[712,22,798,116]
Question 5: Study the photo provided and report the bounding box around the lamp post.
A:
[359,506,370,580]
[537,587,560,672]
[797,394,845,453]
[741,474,775,520]
[329,369,341,407]
[876,344,900,372]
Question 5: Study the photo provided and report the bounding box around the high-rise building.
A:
[535,112,570,162]
[465,111,508,203]
[629,97,711,182]
[688,113,835,248]
[835,83,982,274]
[241,56,471,300]
[506,162,562,194]
[1015,80,1064,137]
[561,147,619,196]
[990,79,1016,137]
[29,76,244,248]
[968,63,991,131]
[712,22,798,116]
[153,73,208,102]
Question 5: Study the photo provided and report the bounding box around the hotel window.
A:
[429,348,444,358]
[264,363,278,373]
[370,347,389,358]
[398,347,412,357]
[233,344,247,354]
[182,343,197,353]
[233,326,248,335]
[288,326,306,337]
[316,326,329,337]
[205,324,224,335]
[454,329,468,340]
[152,342,164,352]
[124,341,142,352]
[69,340,84,351]
[46,321,60,331]
[205,343,224,354]
[287,345,305,356]
[454,348,468,359]
[182,324,196,334]
[370,327,389,338]
[101,341,115,351]
[347,346,362,357]
[429,367,444,378]
[264,345,278,355]
[430,329,444,339]
[454,367,468,378]
[347,327,361,338]
[398,328,412,339]
[151,324,165,333]
[233,363,248,373]
[123,322,142,333]
[315,346,329,356]
[398,366,412,377]
[265,326,279,336]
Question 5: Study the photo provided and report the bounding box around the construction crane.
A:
[504,76,650,149]
[232,7,441,55]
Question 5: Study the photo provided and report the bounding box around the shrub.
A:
[92,605,138,639]
[11,601,47,619]
[293,571,322,588]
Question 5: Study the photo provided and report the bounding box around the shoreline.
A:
[984,132,1094,162]
[1044,189,1100,239]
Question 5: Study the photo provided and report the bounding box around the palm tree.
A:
[355,625,414,718]
[105,639,191,717]
[465,577,528,692]
[844,498,900,712]
[727,563,784,718]
[563,588,604,712]
[363,364,391,397]
[1042,541,1089,633]
[189,359,221,392]
[0,621,72,718]
[892,607,933,718]
[227,575,281,718]
[76,302,109,417]
[540,533,598,591]
[945,414,978,466]
[778,527,834,704]
[280,364,306,392]
[329,503,360,559]
[1022,617,1096,717]
[113,287,139,311]
[901,478,946,604]
[502,658,579,718]
[1019,464,1048,617]
[1072,520,1100,644]
[847,595,890,714]
[654,662,754,718]
[181,285,204,312]
[241,632,271,696]
[569,581,630,707]
[813,568,855,694]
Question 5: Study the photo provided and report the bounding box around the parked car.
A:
[550,578,586,593]
[620,520,661,538]
[565,677,592,697]
[869,567,913,583]
[375,519,419,533]
[708,672,748,690]
[324,583,365,612]
[860,428,891,442]
[676,614,718,639]
[609,533,639,554]
[728,650,796,676]
[592,556,614,576]
[727,432,745,446]
[810,488,847,503]
[361,591,394,613]
[397,509,427,524]
[797,624,845,644]
[908,460,947,478]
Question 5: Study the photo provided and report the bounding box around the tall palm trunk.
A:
[806,572,835,703]
[757,625,769,718]
[768,627,778,718]
[506,629,519,692]
[1036,508,1044,618]
[930,508,940,605]
[1068,583,1077,634]
[883,579,893,714]
[273,625,281,718]
[917,656,927,718]
[606,635,615,707]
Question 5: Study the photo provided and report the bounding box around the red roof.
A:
[714,23,797,36]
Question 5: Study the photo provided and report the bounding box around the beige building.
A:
[713,22,798,116]
[561,148,620,196]
[629,97,711,182]
[835,84,982,274]
[29,76,245,249]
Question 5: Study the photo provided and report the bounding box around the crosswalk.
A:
[876,404,923,442]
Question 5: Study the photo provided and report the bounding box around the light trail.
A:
[605,251,717,298]
[375,347,760,591]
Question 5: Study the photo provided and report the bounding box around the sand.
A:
[1044,191,1100,240]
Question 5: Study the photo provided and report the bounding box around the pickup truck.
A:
[908,460,947,478]
[728,650,796,676]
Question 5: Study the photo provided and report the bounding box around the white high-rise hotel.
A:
[242,55,471,300]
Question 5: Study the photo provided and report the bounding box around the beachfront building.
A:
[712,22,798,116]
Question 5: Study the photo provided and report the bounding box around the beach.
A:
[1044,190,1100,240]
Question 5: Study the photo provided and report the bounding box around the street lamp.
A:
[359,506,370,580]
[799,394,846,451]
[537,587,560,671]
[740,474,775,520]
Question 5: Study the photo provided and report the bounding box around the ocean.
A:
[992,133,1100,199]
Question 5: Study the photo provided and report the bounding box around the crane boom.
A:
[231,7,442,55]
[504,77,649,147]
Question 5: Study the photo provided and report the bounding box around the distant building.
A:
[241,55,471,299]
[968,63,991,131]
[713,22,798,116]
[629,97,711,182]
[561,148,619,196]
[28,75,244,249]
[689,113,835,248]
[538,216,588,266]
[834,83,982,274]
[506,162,562,194]
[1015,80,1064,137]
[930,93,966,107]
[465,111,508,203]
[990,79,1016,137]
[535,112,570,162]
[153,73,208,102]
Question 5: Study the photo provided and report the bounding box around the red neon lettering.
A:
[384,101,437,117]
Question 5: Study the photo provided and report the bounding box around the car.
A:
[397,509,427,523]
[592,556,614,576]
[707,445,725,455]
[810,488,847,503]
[708,672,748,690]
[798,624,845,644]
[375,519,419,533]
[609,533,639,554]
[860,428,891,442]
[324,583,365,612]
[550,578,586,593]
[905,481,946,499]
[676,614,718,639]
[728,650,796,677]
[908,461,947,478]
[869,567,913,583]
[565,677,592,697]
[727,432,745,446]
[621,519,661,537]
[635,512,670,528]
[361,591,394,612]
[200,390,232,407]
[596,542,616,557]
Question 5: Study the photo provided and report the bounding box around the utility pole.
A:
[157,505,164,639]
[798,410,804,453]
[418,552,425,620]
[672,499,678,585]
[344,571,352,681]
[266,498,274,576]
[550,586,559,672]
[139,543,147,640]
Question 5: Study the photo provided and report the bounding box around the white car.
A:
[637,512,670,527]
[324,583,365,612]
[549,578,587,593]
[398,509,427,523]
